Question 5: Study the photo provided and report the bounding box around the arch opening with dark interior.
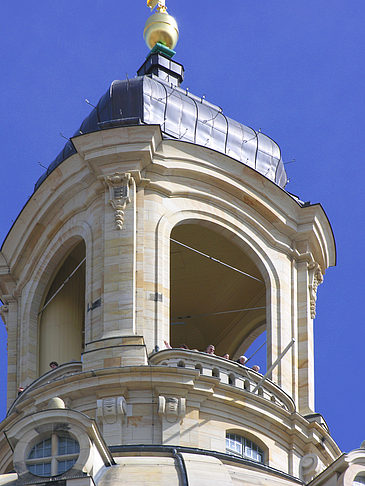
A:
[38,240,86,376]
[170,222,266,357]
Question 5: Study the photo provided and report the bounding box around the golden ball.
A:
[144,11,179,50]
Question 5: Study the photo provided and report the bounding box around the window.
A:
[26,433,80,477]
[226,433,264,463]
[353,475,365,486]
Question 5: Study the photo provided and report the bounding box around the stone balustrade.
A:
[149,349,295,412]
[9,351,295,416]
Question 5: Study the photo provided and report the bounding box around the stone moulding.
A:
[0,362,341,467]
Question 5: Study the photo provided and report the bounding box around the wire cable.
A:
[38,257,86,316]
[172,306,266,323]
[170,238,263,283]
[246,340,267,364]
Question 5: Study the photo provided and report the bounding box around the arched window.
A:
[38,241,85,375]
[26,433,80,477]
[353,475,365,486]
[226,433,264,463]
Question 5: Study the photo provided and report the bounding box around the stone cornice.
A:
[72,125,162,172]
[1,363,338,464]
[145,153,335,271]
[1,128,335,285]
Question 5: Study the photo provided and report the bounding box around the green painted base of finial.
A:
[148,42,176,59]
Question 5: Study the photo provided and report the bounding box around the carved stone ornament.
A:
[100,172,132,230]
[0,305,8,326]
[299,453,321,482]
[96,397,127,424]
[158,396,186,423]
[308,262,323,319]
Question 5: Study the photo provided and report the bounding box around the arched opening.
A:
[170,222,266,359]
[38,241,86,375]
[237,330,267,372]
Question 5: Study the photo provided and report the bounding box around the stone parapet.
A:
[0,358,341,477]
[150,349,295,412]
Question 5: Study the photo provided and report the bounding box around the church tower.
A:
[1,3,364,485]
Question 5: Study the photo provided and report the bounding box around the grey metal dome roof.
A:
[35,61,287,190]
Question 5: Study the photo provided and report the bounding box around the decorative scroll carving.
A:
[0,305,8,326]
[99,170,149,230]
[308,263,323,319]
[96,397,127,424]
[299,453,321,482]
[158,396,186,423]
[100,172,132,230]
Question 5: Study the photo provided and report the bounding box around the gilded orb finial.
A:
[147,0,167,14]
[144,0,179,52]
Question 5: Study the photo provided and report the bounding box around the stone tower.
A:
[0,4,364,486]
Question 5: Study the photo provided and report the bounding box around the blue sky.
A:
[0,0,364,452]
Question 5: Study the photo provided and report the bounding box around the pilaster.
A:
[297,260,316,414]
[99,172,137,338]
[2,297,18,408]
[267,255,294,399]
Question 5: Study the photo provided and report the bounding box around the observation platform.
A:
[9,350,296,422]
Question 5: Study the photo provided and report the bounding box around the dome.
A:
[35,54,287,190]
